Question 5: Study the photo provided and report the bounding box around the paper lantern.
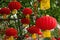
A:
[0,7,10,19]
[27,26,42,34]
[36,15,57,30]
[21,18,30,24]
[0,7,10,15]
[5,28,18,37]
[22,8,32,15]
[40,0,50,10]
[8,1,22,10]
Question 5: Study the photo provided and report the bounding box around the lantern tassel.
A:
[32,33,37,39]
[26,14,30,20]
[8,36,14,40]
[43,30,51,38]
[3,14,7,19]
[12,9,18,14]
[23,24,28,27]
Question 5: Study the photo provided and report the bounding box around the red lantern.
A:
[8,1,22,10]
[36,16,57,30]
[0,7,10,15]
[22,8,32,15]
[5,28,18,37]
[21,18,30,24]
[27,26,42,35]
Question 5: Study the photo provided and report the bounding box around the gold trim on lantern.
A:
[43,30,51,38]
[23,24,28,27]
[40,0,50,10]
[26,14,30,20]
[12,9,18,15]
[3,14,7,19]
[8,36,14,40]
[32,33,37,39]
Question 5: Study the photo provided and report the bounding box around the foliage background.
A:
[0,0,60,39]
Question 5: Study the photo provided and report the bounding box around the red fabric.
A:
[8,2,22,10]
[36,16,57,30]
[5,28,18,37]
[22,8,32,15]
[21,18,30,24]
[27,26,42,35]
[0,8,10,15]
